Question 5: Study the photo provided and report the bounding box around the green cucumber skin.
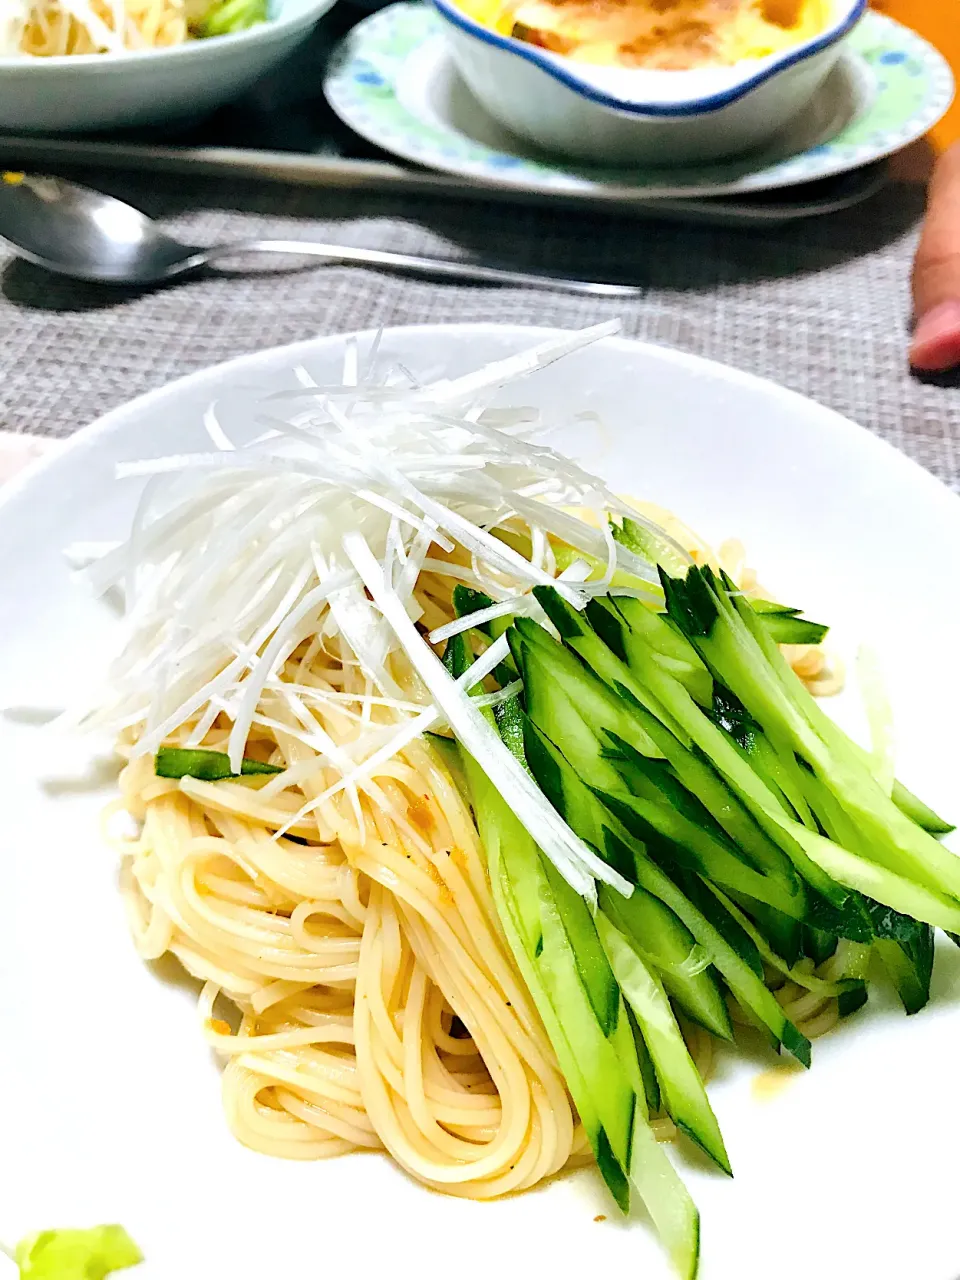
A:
[461,712,702,1274]
[154,746,283,780]
[518,712,811,1065]
[461,748,635,1208]
[667,565,960,910]
[760,615,829,646]
[598,914,732,1177]
[510,618,663,760]
[540,855,621,1037]
[890,780,955,835]
[876,924,935,1016]
[599,881,734,1042]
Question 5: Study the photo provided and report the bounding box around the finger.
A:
[911,143,960,372]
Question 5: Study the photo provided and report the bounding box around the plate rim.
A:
[4,323,957,528]
[322,3,954,199]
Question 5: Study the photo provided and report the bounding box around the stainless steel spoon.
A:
[0,173,639,296]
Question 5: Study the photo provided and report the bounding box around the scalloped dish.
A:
[455,0,830,70]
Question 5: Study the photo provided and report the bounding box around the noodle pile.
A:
[17,0,187,53]
[110,566,585,1195]
[10,0,260,56]
[107,530,840,1194]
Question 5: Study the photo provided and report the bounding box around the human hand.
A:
[911,142,960,372]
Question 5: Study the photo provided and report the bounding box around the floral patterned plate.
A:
[324,3,954,199]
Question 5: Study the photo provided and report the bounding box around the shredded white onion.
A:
[73,323,674,899]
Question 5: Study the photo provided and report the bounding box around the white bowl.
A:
[0,0,338,135]
[431,0,866,166]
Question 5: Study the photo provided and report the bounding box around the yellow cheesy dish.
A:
[457,0,830,70]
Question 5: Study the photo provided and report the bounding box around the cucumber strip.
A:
[821,939,872,1016]
[535,591,855,912]
[628,1109,701,1280]
[443,630,474,681]
[533,585,692,747]
[519,714,811,1063]
[521,644,625,796]
[612,516,690,580]
[598,914,732,1176]
[802,925,839,967]
[541,856,621,1036]
[748,599,829,645]
[590,595,713,708]
[598,881,734,1042]
[155,746,282,780]
[605,594,708,673]
[628,1004,662,1113]
[876,925,935,1016]
[497,682,653,1049]
[890,780,955,836]
[709,688,816,827]
[493,694,529,776]
[424,733,469,798]
[521,714,611,854]
[611,700,802,886]
[754,734,819,830]
[710,886,863,999]
[685,566,960,904]
[837,984,870,1018]
[760,615,829,646]
[599,784,805,922]
[465,729,703,1276]
[462,748,634,1208]
[510,619,663,760]
[535,881,636,1169]
[749,600,803,616]
[452,583,519,681]
[739,899,803,968]
[785,819,960,934]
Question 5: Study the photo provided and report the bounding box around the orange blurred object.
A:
[871,0,959,148]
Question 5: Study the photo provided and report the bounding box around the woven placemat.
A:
[3,167,958,489]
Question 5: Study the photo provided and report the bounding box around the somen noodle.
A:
[85,324,843,1199]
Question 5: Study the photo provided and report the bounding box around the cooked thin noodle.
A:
[109,523,842,1196]
[112,604,588,1196]
[20,0,187,53]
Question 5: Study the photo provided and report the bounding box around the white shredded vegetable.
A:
[71,323,674,899]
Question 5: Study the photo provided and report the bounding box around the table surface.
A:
[1,142,958,496]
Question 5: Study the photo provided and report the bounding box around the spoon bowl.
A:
[0,174,639,296]
[0,175,203,284]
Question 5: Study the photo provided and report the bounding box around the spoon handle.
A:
[204,238,638,297]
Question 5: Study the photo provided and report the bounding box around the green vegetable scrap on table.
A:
[9,1226,142,1280]
[446,523,956,1280]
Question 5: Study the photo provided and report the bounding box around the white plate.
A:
[3,326,960,1280]
[324,4,954,197]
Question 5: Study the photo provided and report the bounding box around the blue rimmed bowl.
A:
[430,0,866,165]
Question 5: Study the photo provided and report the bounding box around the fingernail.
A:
[910,299,960,372]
